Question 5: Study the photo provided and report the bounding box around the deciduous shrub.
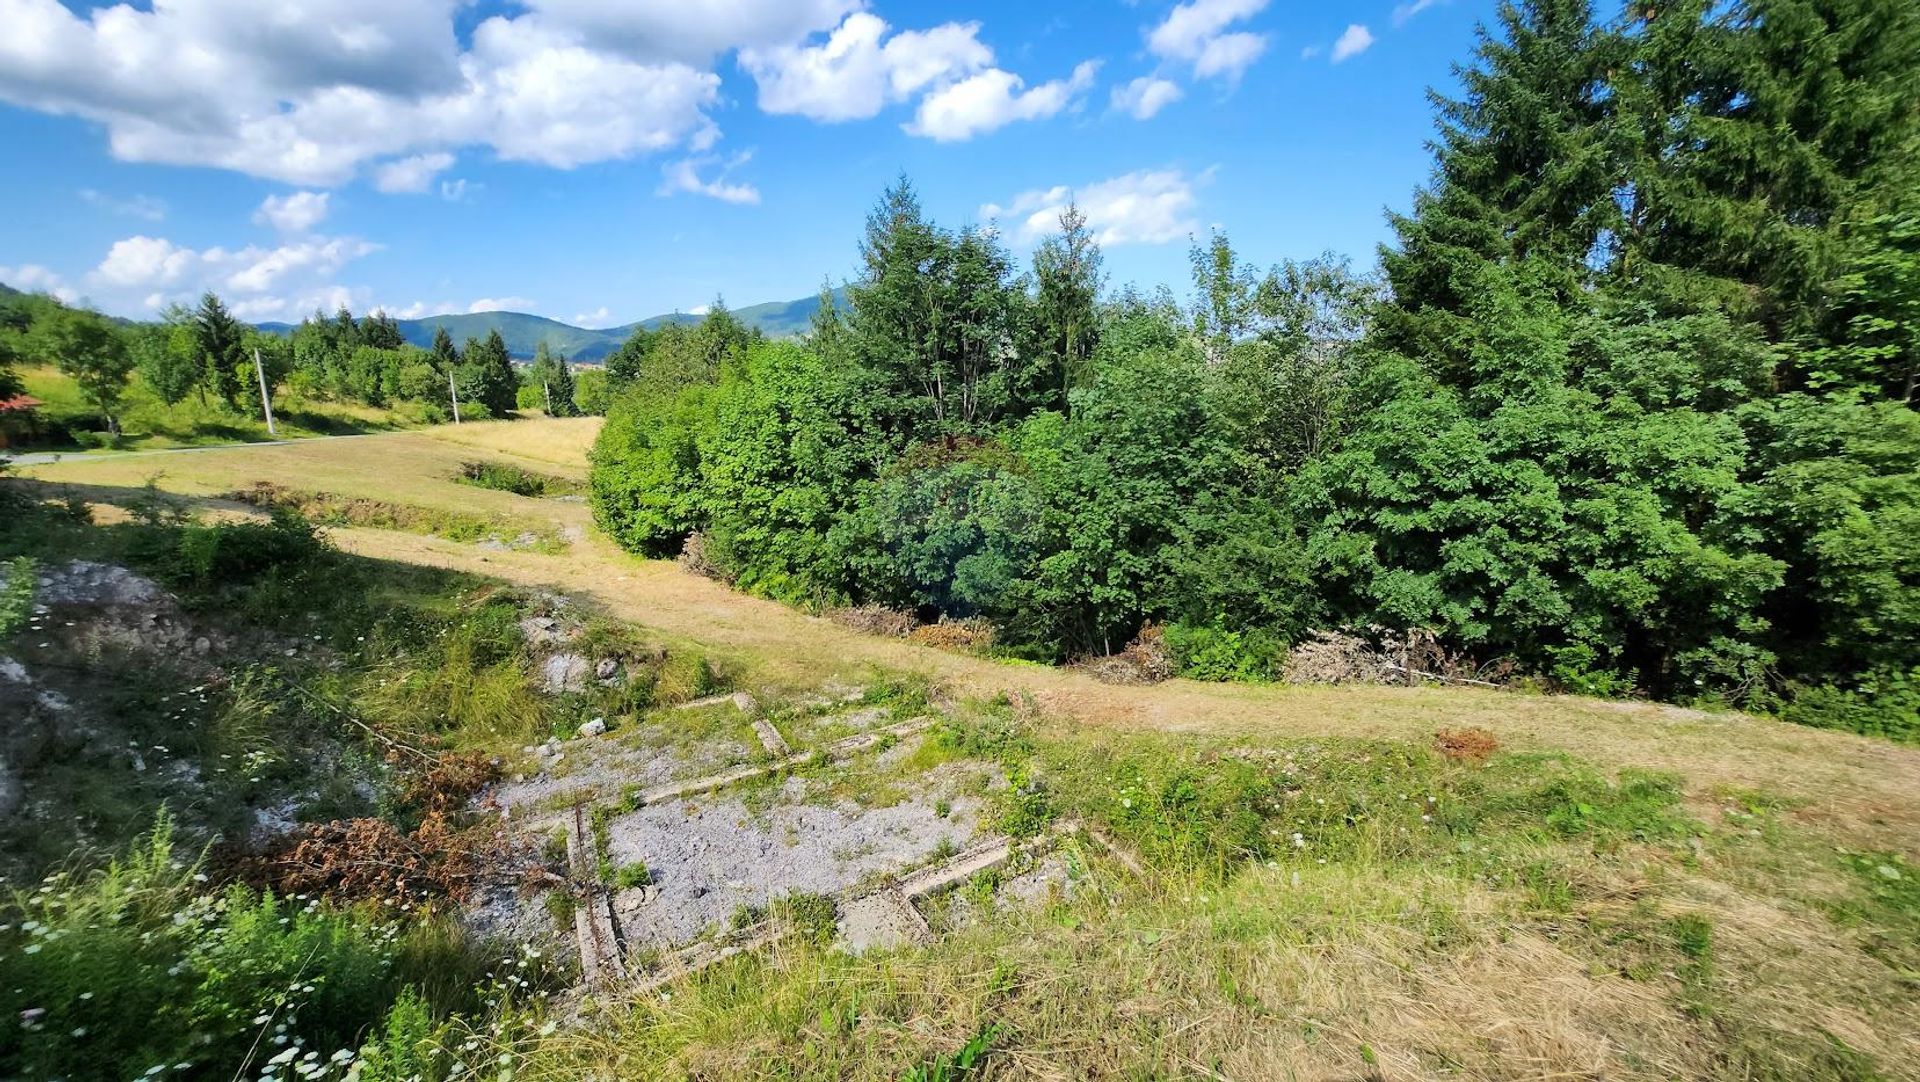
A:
[170,509,324,585]
[1163,621,1286,682]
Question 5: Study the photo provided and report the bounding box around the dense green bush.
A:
[456,460,582,498]
[587,0,1920,738]
[1785,669,1920,744]
[169,510,326,585]
[1163,621,1286,683]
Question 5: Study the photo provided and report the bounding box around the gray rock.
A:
[579,717,608,738]
[541,653,590,694]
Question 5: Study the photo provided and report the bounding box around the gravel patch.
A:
[35,561,165,607]
[489,724,756,814]
[605,776,988,949]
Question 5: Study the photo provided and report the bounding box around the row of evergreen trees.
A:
[589,0,1918,736]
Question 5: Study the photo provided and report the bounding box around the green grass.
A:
[504,708,1915,1079]
[0,554,32,637]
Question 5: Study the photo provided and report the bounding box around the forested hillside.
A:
[245,290,847,361]
[592,0,1920,737]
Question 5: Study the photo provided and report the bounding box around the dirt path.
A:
[334,525,1920,847]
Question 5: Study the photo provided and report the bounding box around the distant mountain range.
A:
[257,289,844,361]
[1,279,846,361]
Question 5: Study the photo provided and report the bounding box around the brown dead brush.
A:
[1078,624,1175,685]
[908,617,996,653]
[1285,626,1513,688]
[827,605,919,638]
[1435,726,1500,762]
[395,750,501,816]
[676,532,724,580]
[251,812,512,911]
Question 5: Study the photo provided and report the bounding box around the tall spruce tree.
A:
[192,292,247,406]
[1030,202,1105,410]
[1377,0,1621,386]
[1611,0,1920,696]
[470,329,517,417]
[429,326,462,415]
[1618,0,1920,352]
[530,341,580,417]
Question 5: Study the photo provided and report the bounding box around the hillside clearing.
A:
[19,423,1919,851]
[7,421,1920,1080]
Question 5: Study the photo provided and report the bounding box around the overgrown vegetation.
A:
[0,817,531,1082]
[591,0,1920,739]
[1,484,1916,1078]
[455,459,585,499]
[0,294,433,451]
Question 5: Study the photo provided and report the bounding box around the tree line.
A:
[0,291,612,440]
[590,0,1919,738]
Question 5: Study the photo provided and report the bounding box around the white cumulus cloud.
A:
[86,231,380,318]
[1147,0,1269,81]
[1110,76,1183,120]
[373,152,455,193]
[982,168,1205,247]
[254,191,331,233]
[906,60,1099,142]
[468,297,536,313]
[0,264,79,303]
[741,12,993,122]
[659,152,761,205]
[92,236,199,289]
[0,0,737,185]
[527,0,855,63]
[1331,24,1375,63]
[231,285,366,322]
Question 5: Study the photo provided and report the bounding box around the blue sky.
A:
[0,0,1492,327]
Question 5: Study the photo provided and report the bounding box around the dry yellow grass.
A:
[418,416,600,470]
[19,419,596,527]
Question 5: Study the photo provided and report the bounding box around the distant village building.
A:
[0,394,42,449]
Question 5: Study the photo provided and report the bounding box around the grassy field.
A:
[9,418,1920,1079]
[21,416,597,524]
[17,364,425,451]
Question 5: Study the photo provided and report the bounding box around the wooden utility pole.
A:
[448,367,462,424]
[252,347,276,436]
[543,379,552,416]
